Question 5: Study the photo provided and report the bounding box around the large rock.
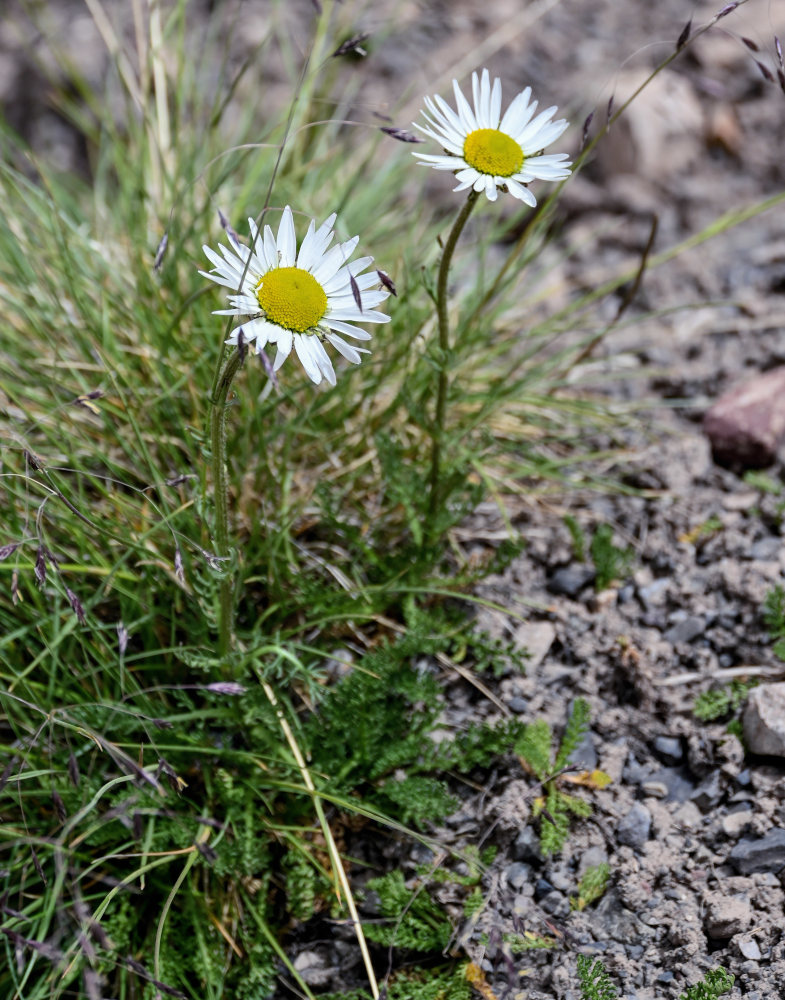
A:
[729,828,785,875]
[743,683,785,757]
[703,366,785,470]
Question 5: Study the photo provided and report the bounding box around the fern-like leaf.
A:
[576,955,619,1000]
[555,697,591,771]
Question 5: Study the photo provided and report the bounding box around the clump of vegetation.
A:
[764,582,785,659]
[572,862,611,911]
[694,678,758,726]
[516,698,611,854]
[564,516,634,590]
[577,957,734,1000]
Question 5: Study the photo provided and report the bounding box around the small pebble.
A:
[617,802,652,848]
[738,937,762,961]
[653,735,683,764]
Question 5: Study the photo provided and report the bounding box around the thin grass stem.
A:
[258,674,380,1000]
[210,348,243,662]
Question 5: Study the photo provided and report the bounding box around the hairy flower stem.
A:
[211,348,243,664]
[426,189,480,539]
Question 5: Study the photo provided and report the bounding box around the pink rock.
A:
[703,366,785,470]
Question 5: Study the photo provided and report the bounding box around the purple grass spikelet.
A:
[376,269,397,296]
[174,545,185,584]
[742,36,759,52]
[778,68,785,93]
[117,621,129,657]
[776,36,783,68]
[349,272,363,312]
[332,32,370,58]
[380,126,424,143]
[68,752,80,787]
[581,111,594,150]
[153,232,168,271]
[218,208,242,248]
[756,59,774,82]
[52,789,67,823]
[0,542,21,561]
[35,547,46,585]
[676,18,692,50]
[717,2,739,17]
[66,588,87,624]
[205,681,248,695]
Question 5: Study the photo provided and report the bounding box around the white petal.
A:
[413,152,464,170]
[327,307,389,323]
[324,332,367,364]
[451,80,478,133]
[325,319,373,339]
[489,76,502,128]
[484,175,498,201]
[312,236,360,284]
[277,206,296,267]
[293,334,323,384]
[311,337,337,386]
[517,107,562,148]
[505,178,537,206]
[263,225,278,268]
[500,89,535,134]
[273,328,293,370]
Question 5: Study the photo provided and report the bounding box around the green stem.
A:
[211,348,243,664]
[426,189,480,535]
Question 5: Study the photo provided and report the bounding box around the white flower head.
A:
[413,68,572,205]
[200,207,390,386]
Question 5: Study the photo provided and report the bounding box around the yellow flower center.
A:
[255,267,327,333]
[463,128,523,177]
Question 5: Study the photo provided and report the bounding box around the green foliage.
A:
[694,678,758,722]
[679,967,735,1000]
[516,699,602,854]
[307,601,529,827]
[565,514,587,561]
[572,862,611,911]
[577,955,619,1000]
[326,964,472,1000]
[743,470,783,494]
[764,583,785,659]
[590,523,634,591]
[576,957,733,1000]
[362,871,452,951]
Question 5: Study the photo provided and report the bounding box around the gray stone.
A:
[539,890,570,918]
[506,862,532,890]
[729,828,785,874]
[738,937,763,960]
[703,893,752,938]
[691,770,723,812]
[743,683,785,757]
[547,565,595,597]
[664,615,706,645]
[749,536,782,561]
[513,826,543,864]
[617,802,652,848]
[512,621,556,668]
[653,735,683,764]
[722,809,753,838]
[637,577,670,609]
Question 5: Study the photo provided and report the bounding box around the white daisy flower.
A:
[200,206,390,386]
[413,68,572,205]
